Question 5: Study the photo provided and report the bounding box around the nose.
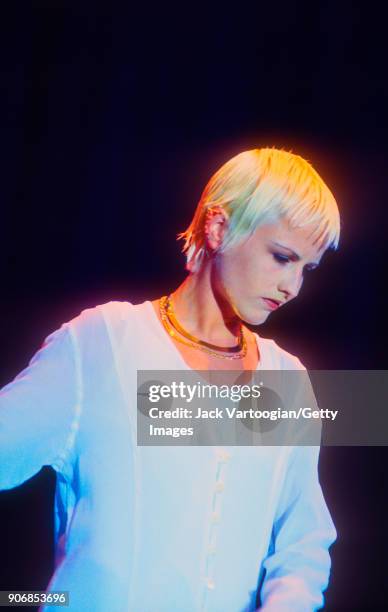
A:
[278,269,303,302]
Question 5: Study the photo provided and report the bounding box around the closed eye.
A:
[273,253,318,273]
[273,253,290,265]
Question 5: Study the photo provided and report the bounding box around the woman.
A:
[0,148,340,611]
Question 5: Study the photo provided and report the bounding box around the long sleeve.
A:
[0,322,81,490]
[259,445,337,611]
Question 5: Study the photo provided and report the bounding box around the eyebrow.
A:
[270,241,321,266]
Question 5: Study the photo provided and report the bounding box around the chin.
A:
[239,307,269,326]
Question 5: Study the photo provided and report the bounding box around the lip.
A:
[262,298,281,310]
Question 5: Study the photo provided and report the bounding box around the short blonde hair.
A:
[177,148,341,273]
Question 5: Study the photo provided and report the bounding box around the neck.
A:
[169,260,242,347]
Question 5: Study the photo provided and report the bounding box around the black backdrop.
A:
[1,2,388,611]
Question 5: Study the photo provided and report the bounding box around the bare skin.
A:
[151,212,326,374]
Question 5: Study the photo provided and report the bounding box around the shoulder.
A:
[64,300,137,339]
[254,332,307,371]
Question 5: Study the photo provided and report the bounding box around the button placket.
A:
[214,480,225,493]
[200,448,232,610]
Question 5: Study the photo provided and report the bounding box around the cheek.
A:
[214,257,239,290]
[218,255,271,294]
[213,254,246,302]
[222,253,254,283]
[215,241,279,291]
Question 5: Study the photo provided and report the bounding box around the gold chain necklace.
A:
[159,295,248,360]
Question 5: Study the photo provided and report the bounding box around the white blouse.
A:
[0,299,336,611]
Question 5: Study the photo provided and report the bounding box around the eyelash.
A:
[273,253,317,273]
[273,254,290,265]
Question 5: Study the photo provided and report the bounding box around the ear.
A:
[204,206,229,253]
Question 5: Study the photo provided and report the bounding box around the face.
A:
[211,216,327,325]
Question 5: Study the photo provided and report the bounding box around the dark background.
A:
[1,2,388,610]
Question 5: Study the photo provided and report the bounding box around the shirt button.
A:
[205,577,215,590]
[214,480,225,492]
[210,511,220,523]
[215,449,231,463]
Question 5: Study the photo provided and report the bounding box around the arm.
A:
[259,445,336,611]
[0,322,80,490]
